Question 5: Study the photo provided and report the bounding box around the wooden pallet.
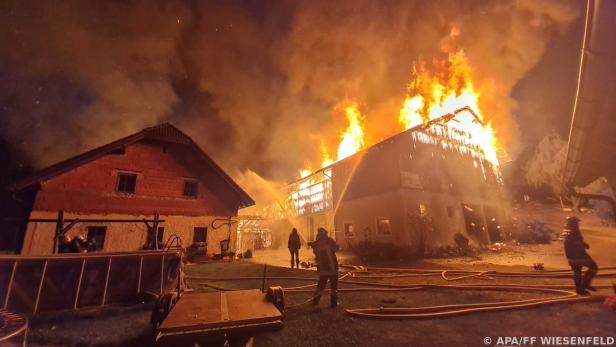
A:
[156,289,282,342]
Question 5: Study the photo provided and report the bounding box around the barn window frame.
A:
[343,222,355,238]
[375,217,391,236]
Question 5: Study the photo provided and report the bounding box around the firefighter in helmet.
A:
[563,216,598,295]
[309,227,340,307]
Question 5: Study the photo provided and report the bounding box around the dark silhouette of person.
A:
[288,228,301,269]
[309,227,340,307]
[564,216,598,295]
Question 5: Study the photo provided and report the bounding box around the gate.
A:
[0,250,180,314]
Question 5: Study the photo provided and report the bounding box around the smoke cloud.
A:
[0,0,580,191]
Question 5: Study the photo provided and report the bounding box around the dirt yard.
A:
[27,205,616,347]
[28,250,616,347]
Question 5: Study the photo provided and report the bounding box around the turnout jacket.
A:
[564,228,590,260]
[309,235,339,276]
[288,232,301,250]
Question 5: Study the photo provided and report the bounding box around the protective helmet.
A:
[565,216,580,229]
[317,227,328,238]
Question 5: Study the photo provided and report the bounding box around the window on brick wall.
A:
[117,173,137,194]
[193,227,207,244]
[183,180,198,198]
[87,226,107,250]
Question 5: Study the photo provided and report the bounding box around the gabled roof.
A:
[9,123,255,208]
[289,106,483,185]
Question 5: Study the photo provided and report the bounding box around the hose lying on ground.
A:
[187,265,615,318]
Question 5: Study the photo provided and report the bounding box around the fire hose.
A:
[186,266,615,319]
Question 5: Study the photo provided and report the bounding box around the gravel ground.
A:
[28,258,616,347]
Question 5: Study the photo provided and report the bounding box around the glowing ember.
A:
[398,50,501,166]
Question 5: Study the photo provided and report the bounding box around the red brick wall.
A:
[33,141,239,216]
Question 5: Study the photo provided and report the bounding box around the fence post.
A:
[160,254,165,295]
[101,257,112,306]
[53,210,64,254]
[3,260,18,309]
[137,255,143,295]
[73,258,86,309]
[33,259,49,313]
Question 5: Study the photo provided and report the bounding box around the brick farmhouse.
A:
[8,123,254,255]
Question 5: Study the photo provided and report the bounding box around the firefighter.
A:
[288,228,301,269]
[564,216,598,295]
[309,227,340,307]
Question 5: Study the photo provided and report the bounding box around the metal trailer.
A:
[151,289,283,346]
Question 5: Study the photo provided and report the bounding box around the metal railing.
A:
[0,250,180,314]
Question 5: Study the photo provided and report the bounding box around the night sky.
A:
[0,0,584,183]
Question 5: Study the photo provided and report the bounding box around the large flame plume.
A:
[398,51,502,166]
[335,101,366,163]
[299,101,366,178]
[299,51,503,179]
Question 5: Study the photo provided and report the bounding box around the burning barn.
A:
[8,123,254,256]
[276,108,508,253]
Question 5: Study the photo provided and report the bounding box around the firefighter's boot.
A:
[330,295,338,308]
[574,273,590,295]
[583,269,597,292]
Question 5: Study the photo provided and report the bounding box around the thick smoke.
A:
[0,0,580,193]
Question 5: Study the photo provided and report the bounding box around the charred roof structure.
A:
[270,108,507,253]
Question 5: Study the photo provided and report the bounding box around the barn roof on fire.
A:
[8,123,255,208]
[290,106,491,184]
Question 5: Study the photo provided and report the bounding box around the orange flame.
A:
[299,101,366,178]
[298,50,503,179]
[336,101,365,162]
[398,51,501,166]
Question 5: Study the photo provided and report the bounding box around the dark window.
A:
[87,226,107,249]
[193,227,207,243]
[183,180,198,198]
[447,206,455,218]
[117,174,137,193]
[343,222,355,238]
[376,218,391,235]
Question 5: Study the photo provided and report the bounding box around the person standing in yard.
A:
[309,227,340,307]
[288,228,301,269]
[564,216,598,295]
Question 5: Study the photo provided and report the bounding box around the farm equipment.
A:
[150,236,283,346]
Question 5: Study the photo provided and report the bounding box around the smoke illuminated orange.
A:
[298,51,502,179]
[398,51,501,166]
